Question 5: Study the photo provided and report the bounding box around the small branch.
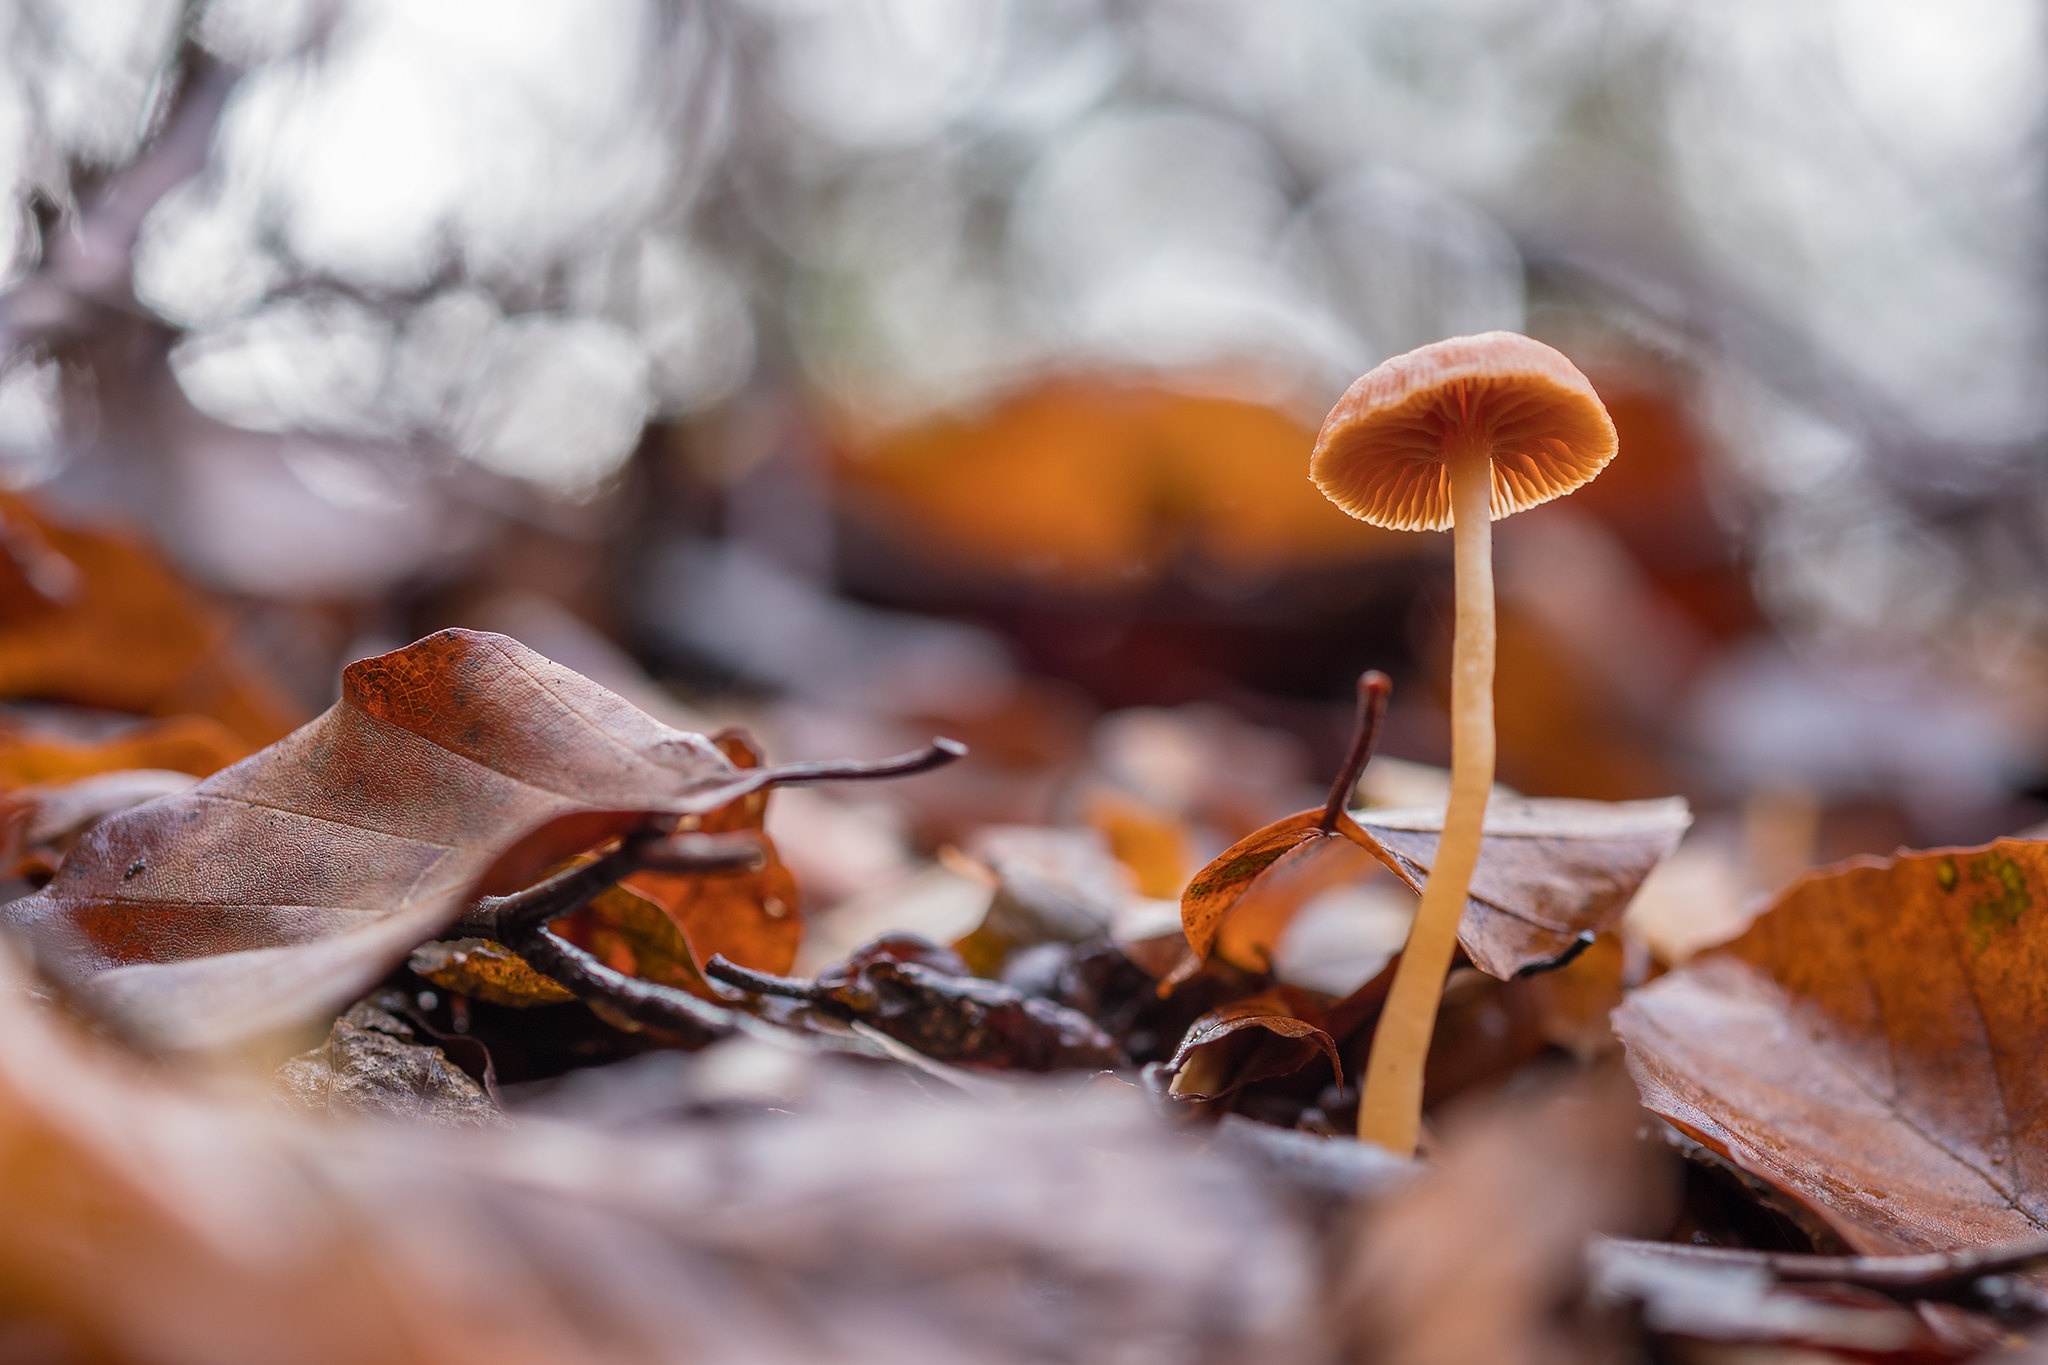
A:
[1321,671,1392,832]
[513,928,733,1046]
[757,737,966,789]
[703,954,822,1002]
[1598,1234,2048,1296]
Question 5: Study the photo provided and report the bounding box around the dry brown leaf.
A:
[0,492,302,746]
[1358,797,1691,977]
[273,994,502,1125]
[0,628,942,1054]
[409,937,576,1006]
[1616,839,2048,1254]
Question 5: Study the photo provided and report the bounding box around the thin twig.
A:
[756,737,967,788]
[1321,672,1391,833]
[703,954,823,1002]
[1598,1234,2048,1296]
[512,927,733,1046]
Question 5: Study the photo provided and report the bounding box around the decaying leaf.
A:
[1,767,197,879]
[1358,798,1690,978]
[273,994,502,1126]
[1169,988,1342,1101]
[1179,797,1687,985]
[0,629,949,1054]
[953,824,1134,975]
[1616,838,2048,1254]
[410,937,575,1007]
[710,935,1126,1072]
[0,492,303,747]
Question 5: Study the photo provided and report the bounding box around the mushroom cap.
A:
[1310,331,1617,531]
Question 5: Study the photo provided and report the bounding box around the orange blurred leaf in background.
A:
[0,493,303,748]
[835,378,1408,589]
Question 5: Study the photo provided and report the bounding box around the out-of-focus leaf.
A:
[1083,790,1190,899]
[1615,839,2048,1254]
[1,767,197,879]
[409,938,575,1007]
[1330,1069,1673,1365]
[0,492,303,747]
[953,824,1133,975]
[0,948,1324,1365]
[0,712,252,787]
[1591,1241,1986,1358]
[0,629,861,1054]
[273,995,501,1126]
[837,378,1405,589]
[1168,989,1341,1101]
[1357,797,1691,977]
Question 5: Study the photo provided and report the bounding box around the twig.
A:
[756,737,967,788]
[1321,671,1391,833]
[1598,1234,2048,1296]
[512,928,733,1046]
[702,955,823,1002]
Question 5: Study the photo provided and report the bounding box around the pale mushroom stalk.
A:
[1354,434,1494,1154]
[1307,332,1617,1157]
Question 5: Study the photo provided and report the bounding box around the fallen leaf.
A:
[1357,797,1691,977]
[409,937,575,1007]
[0,628,949,1054]
[1615,838,2048,1254]
[273,994,502,1126]
[0,492,303,747]
[1169,989,1341,1101]
[836,377,1405,590]
[953,824,1133,975]
[1330,1068,1673,1365]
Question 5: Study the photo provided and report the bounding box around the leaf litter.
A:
[1,510,2047,1362]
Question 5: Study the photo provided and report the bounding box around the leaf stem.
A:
[1321,671,1392,832]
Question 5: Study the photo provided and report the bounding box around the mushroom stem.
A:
[1356,437,1497,1154]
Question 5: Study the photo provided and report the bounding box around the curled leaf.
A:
[1169,989,1341,1101]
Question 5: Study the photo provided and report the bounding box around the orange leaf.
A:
[0,493,302,746]
[1616,839,2048,1253]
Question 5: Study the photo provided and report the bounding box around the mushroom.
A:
[1310,331,1617,1154]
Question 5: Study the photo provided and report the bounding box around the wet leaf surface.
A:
[1616,839,2048,1254]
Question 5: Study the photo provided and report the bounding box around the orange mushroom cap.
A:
[1309,331,1617,532]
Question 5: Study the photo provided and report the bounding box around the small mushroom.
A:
[1310,331,1617,1154]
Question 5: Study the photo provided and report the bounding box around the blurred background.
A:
[1,0,2045,911]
